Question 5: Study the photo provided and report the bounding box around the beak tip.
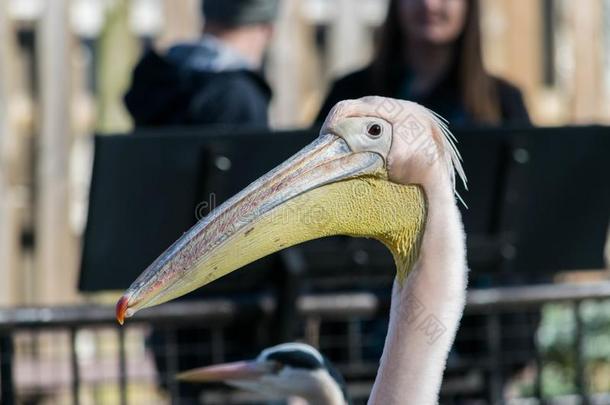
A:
[116,295,129,325]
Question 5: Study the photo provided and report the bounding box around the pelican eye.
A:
[366,123,382,138]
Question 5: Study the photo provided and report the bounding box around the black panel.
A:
[79,136,204,291]
[455,129,511,235]
[509,126,610,278]
[79,129,314,292]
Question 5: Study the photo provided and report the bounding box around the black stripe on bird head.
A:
[265,348,324,370]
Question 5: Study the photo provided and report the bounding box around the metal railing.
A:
[1,282,610,405]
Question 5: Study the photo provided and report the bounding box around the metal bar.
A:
[533,313,544,404]
[69,328,80,405]
[573,302,589,405]
[275,249,306,343]
[304,316,321,348]
[347,318,363,365]
[541,0,557,86]
[0,297,248,330]
[466,282,610,310]
[0,334,14,405]
[164,328,179,403]
[486,313,503,405]
[118,327,127,405]
[2,282,610,330]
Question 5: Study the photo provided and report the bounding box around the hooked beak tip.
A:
[116,295,129,325]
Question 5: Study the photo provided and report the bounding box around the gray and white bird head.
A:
[178,342,350,405]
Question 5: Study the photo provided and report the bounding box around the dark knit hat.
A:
[202,0,279,26]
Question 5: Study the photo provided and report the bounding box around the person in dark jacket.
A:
[125,0,278,128]
[317,1,534,401]
[317,0,530,127]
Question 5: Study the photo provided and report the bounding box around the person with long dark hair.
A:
[317,2,534,400]
[317,0,530,126]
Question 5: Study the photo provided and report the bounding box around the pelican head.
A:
[116,96,465,323]
[178,343,350,405]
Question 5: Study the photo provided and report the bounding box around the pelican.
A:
[117,96,468,404]
[178,342,350,405]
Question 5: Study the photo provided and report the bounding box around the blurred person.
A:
[124,1,279,403]
[317,0,530,126]
[125,0,278,127]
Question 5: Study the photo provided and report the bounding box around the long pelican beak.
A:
[117,127,426,324]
